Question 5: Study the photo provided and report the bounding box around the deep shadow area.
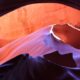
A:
[0,0,80,16]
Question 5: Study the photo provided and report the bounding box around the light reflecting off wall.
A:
[0,3,80,47]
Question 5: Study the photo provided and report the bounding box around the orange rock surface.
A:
[0,3,80,47]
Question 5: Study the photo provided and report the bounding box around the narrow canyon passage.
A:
[0,3,80,47]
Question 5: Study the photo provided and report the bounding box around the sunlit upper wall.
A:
[0,3,80,47]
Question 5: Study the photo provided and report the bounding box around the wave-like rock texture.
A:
[0,3,80,47]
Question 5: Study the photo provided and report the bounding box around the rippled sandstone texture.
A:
[0,3,80,47]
